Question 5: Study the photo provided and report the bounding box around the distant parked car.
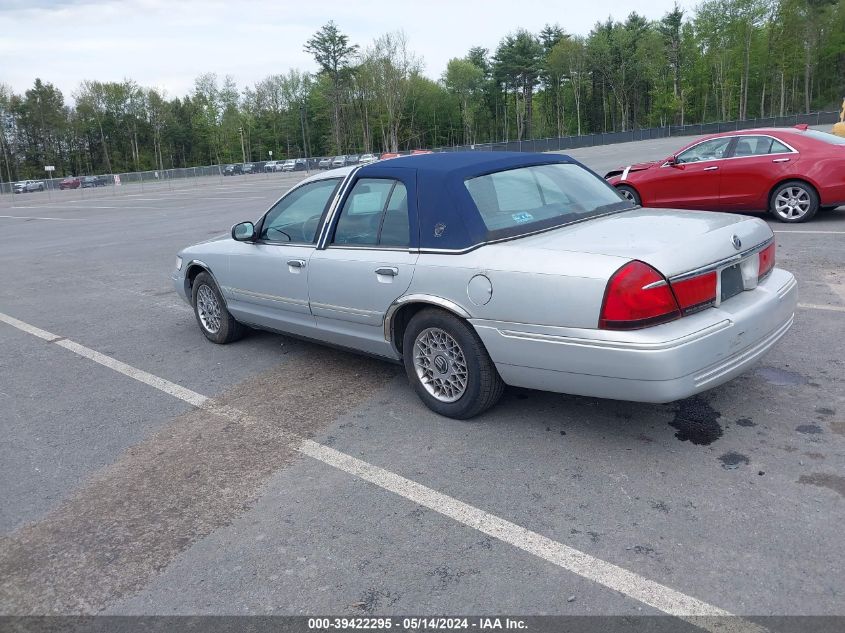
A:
[331,155,347,168]
[264,161,283,172]
[380,152,401,160]
[13,179,45,193]
[605,125,845,223]
[59,176,81,190]
[411,149,433,155]
[242,163,257,174]
[281,159,297,172]
[223,164,243,176]
[81,175,108,188]
[359,153,377,164]
[318,157,332,170]
[346,154,360,165]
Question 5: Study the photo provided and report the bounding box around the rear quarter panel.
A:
[408,245,627,329]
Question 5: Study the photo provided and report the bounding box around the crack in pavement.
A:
[0,347,399,614]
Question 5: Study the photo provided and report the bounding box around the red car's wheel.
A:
[769,180,819,223]
[616,184,641,206]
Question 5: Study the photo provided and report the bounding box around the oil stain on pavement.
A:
[0,346,399,614]
[668,396,723,445]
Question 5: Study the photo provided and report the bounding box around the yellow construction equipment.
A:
[834,98,845,137]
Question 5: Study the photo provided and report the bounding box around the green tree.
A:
[304,21,358,153]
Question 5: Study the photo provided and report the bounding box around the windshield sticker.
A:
[511,212,534,224]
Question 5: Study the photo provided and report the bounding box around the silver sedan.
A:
[173,152,796,418]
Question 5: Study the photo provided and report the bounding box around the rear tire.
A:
[191,272,245,344]
[616,184,641,206]
[402,308,504,419]
[769,180,818,223]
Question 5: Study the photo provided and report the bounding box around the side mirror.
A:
[232,221,256,241]
[665,156,677,165]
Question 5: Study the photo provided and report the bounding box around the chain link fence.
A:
[433,110,841,153]
[0,159,328,197]
[2,111,840,196]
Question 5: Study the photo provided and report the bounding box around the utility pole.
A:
[239,126,246,164]
[299,103,310,173]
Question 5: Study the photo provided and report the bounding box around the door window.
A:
[333,178,410,247]
[676,138,733,163]
[731,136,792,157]
[259,178,341,243]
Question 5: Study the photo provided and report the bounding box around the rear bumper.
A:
[472,268,797,403]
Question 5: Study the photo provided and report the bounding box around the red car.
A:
[605,125,845,223]
[59,176,81,190]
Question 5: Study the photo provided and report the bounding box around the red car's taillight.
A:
[670,271,718,314]
[758,241,776,281]
[599,261,681,330]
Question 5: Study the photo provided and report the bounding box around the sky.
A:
[0,0,695,101]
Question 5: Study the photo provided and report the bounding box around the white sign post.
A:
[44,166,55,199]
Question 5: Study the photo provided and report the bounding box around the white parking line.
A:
[773,230,845,235]
[0,214,87,221]
[0,310,766,633]
[798,302,845,313]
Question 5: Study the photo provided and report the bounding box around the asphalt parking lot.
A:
[0,142,843,630]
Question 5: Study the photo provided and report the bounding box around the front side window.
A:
[259,178,341,243]
[676,137,733,163]
[333,178,409,247]
[464,163,629,233]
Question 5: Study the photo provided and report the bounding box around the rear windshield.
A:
[803,129,845,145]
[465,163,632,233]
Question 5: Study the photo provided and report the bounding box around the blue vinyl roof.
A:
[356,152,581,250]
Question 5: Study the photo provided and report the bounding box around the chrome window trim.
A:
[324,245,413,253]
[317,166,363,250]
[661,134,798,168]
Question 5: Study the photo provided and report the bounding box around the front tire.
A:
[770,181,818,223]
[402,308,504,419]
[616,184,641,206]
[191,272,244,344]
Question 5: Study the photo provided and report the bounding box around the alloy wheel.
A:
[774,186,811,220]
[196,284,222,334]
[413,327,469,403]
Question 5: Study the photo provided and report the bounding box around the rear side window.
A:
[333,178,410,247]
[803,129,845,146]
[732,136,793,157]
[464,163,628,233]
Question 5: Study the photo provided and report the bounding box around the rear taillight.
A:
[758,241,775,281]
[599,261,681,330]
[670,271,717,315]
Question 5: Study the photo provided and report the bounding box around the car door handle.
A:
[703,166,719,171]
[375,267,399,277]
[772,158,791,163]
[287,259,307,268]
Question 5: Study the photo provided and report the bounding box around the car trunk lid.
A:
[515,208,774,278]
